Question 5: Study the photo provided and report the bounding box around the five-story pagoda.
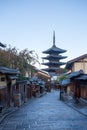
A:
[42,31,67,76]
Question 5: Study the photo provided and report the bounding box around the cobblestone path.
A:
[0,90,87,130]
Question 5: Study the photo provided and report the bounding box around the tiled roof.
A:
[0,67,19,74]
[30,76,38,82]
[61,79,71,86]
[42,55,67,60]
[66,54,87,70]
[7,75,18,79]
[42,67,59,72]
[68,54,87,63]
[0,42,6,48]
[43,45,67,54]
[42,61,66,66]
[68,70,84,79]
[76,74,87,80]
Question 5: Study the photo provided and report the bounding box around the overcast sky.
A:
[0,0,87,68]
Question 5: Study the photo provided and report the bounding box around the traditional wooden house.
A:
[37,79,46,94]
[15,80,28,106]
[61,79,71,94]
[66,54,87,73]
[36,70,51,92]
[29,76,40,97]
[68,70,84,100]
[60,70,84,100]
[0,67,19,111]
[64,54,87,101]
[75,74,87,100]
[29,75,46,97]
[26,81,32,99]
[60,78,72,100]
[37,70,50,82]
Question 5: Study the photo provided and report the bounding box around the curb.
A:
[64,101,87,118]
[0,108,18,124]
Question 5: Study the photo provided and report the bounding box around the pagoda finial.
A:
[53,30,55,46]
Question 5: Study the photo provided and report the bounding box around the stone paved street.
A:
[0,90,87,130]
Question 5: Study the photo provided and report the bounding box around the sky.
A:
[0,0,87,69]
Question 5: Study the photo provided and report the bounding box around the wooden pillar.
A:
[7,81,11,107]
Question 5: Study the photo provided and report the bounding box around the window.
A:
[1,77,5,81]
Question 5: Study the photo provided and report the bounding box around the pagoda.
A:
[42,31,67,76]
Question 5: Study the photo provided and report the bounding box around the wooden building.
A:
[37,70,50,82]
[65,54,87,101]
[68,70,84,96]
[61,70,87,101]
[66,54,87,73]
[0,67,19,111]
[75,74,87,100]
[61,79,71,94]
[15,80,27,106]
[30,76,46,97]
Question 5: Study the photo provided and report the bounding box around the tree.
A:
[18,49,39,76]
[0,45,39,77]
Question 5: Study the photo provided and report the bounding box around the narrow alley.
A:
[0,90,87,130]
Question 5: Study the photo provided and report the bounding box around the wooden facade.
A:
[37,70,50,82]
[80,87,87,99]
[15,80,28,106]
[65,55,87,101]
[27,83,32,98]
[66,54,87,74]
[0,74,7,108]
[0,74,17,108]
[60,72,87,103]
[75,77,87,100]
[37,70,51,92]
[0,67,19,111]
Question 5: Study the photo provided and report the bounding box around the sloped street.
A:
[0,90,87,130]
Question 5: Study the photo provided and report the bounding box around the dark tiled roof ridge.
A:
[68,69,84,78]
[43,45,67,54]
[0,66,19,74]
[76,74,87,80]
[0,42,6,48]
[68,53,87,64]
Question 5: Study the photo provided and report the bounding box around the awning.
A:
[8,75,18,80]
[61,79,71,87]
[76,74,87,80]
[68,70,84,79]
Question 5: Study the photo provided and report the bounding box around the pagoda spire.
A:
[53,30,55,46]
[42,31,67,76]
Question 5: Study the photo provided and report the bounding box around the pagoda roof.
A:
[42,67,58,72]
[42,55,67,60]
[43,45,67,54]
[0,42,6,48]
[43,31,67,55]
[42,61,66,66]
[42,67,65,75]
